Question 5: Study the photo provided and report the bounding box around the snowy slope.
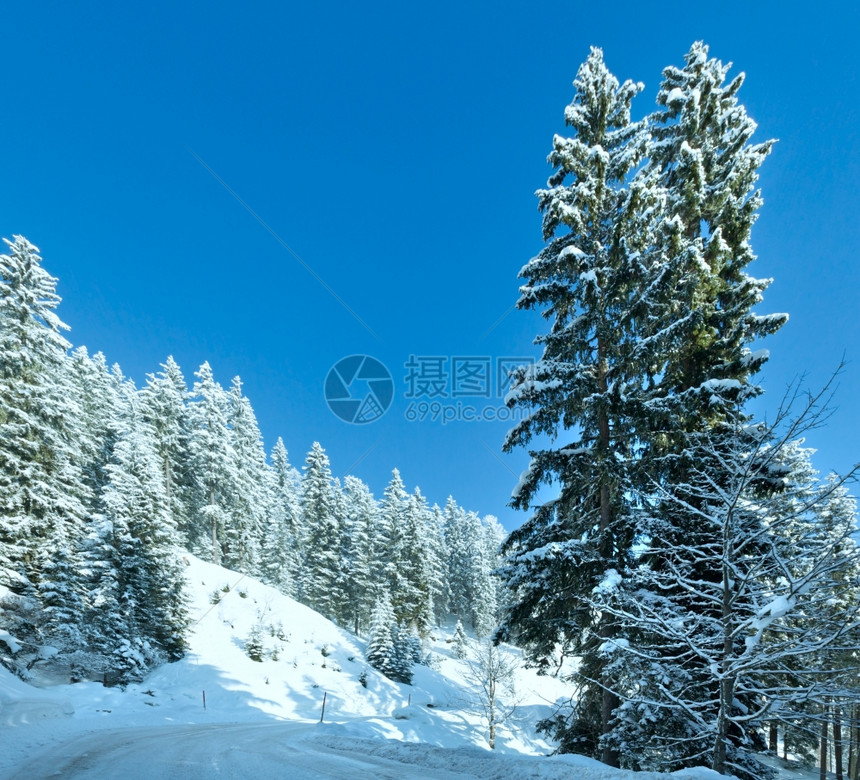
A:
[0,554,726,779]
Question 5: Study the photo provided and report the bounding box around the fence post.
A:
[320,691,327,723]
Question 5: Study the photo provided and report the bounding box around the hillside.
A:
[0,553,748,779]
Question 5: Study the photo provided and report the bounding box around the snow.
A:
[666,87,685,104]
[559,245,585,260]
[0,554,810,778]
[0,554,570,779]
[593,568,623,595]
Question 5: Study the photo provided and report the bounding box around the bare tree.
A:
[463,639,519,749]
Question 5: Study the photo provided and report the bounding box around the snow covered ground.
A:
[0,555,765,778]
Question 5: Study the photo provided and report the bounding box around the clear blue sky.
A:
[2,1,858,528]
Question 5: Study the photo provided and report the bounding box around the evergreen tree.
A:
[259,438,301,596]
[366,590,398,678]
[647,41,783,425]
[140,356,195,544]
[598,43,788,776]
[453,619,469,659]
[90,400,188,680]
[498,43,788,769]
[300,442,340,620]
[341,475,378,634]
[497,46,660,761]
[443,497,473,623]
[378,468,409,606]
[224,376,268,573]
[426,503,449,624]
[187,362,234,563]
[0,236,90,662]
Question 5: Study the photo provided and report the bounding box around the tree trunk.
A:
[596,338,619,769]
[210,484,218,563]
[850,705,860,780]
[712,537,734,776]
[822,711,830,780]
[835,706,844,780]
[769,721,778,752]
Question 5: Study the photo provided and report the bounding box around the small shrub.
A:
[209,590,221,605]
[359,669,368,688]
[245,624,265,662]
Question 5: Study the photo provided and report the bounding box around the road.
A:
[4,721,480,780]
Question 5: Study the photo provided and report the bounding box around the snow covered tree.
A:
[598,390,860,779]
[443,497,473,623]
[340,475,378,634]
[377,468,409,603]
[140,356,195,544]
[647,41,783,428]
[89,399,188,681]
[426,503,449,624]
[453,619,468,659]
[259,438,301,596]
[223,376,269,573]
[498,43,792,769]
[187,362,234,564]
[496,48,660,763]
[395,488,436,634]
[68,348,121,501]
[0,236,90,662]
[300,442,340,620]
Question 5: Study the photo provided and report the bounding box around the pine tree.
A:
[187,362,234,564]
[647,41,783,426]
[366,590,398,679]
[443,497,473,623]
[594,43,789,777]
[426,503,449,624]
[453,619,468,659]
[300,442,340,620]
[378,469,409,609]
[0,236,90,663]
[496,47,664,763]
[89,395,188,681]
[140,356,195,544]
[224,376,268,573]
[341,475,378,634]
[259,438,301,596]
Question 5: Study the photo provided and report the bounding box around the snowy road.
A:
[4,721,488,779]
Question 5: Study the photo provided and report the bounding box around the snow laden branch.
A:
[589,376,860,780]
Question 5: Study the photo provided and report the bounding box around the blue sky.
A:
[2,1,858,528]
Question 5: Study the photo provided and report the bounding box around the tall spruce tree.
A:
[594,43,788,777]
[140,357,195,544]
[224,376,269,573]
[300,442,340,620]
[259,438,301,596]
[187,362,235,564]
[496,48,659,764]
[0,236,90,662]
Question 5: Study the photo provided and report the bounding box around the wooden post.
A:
[203,690,207,710]
[320,691,327,723]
